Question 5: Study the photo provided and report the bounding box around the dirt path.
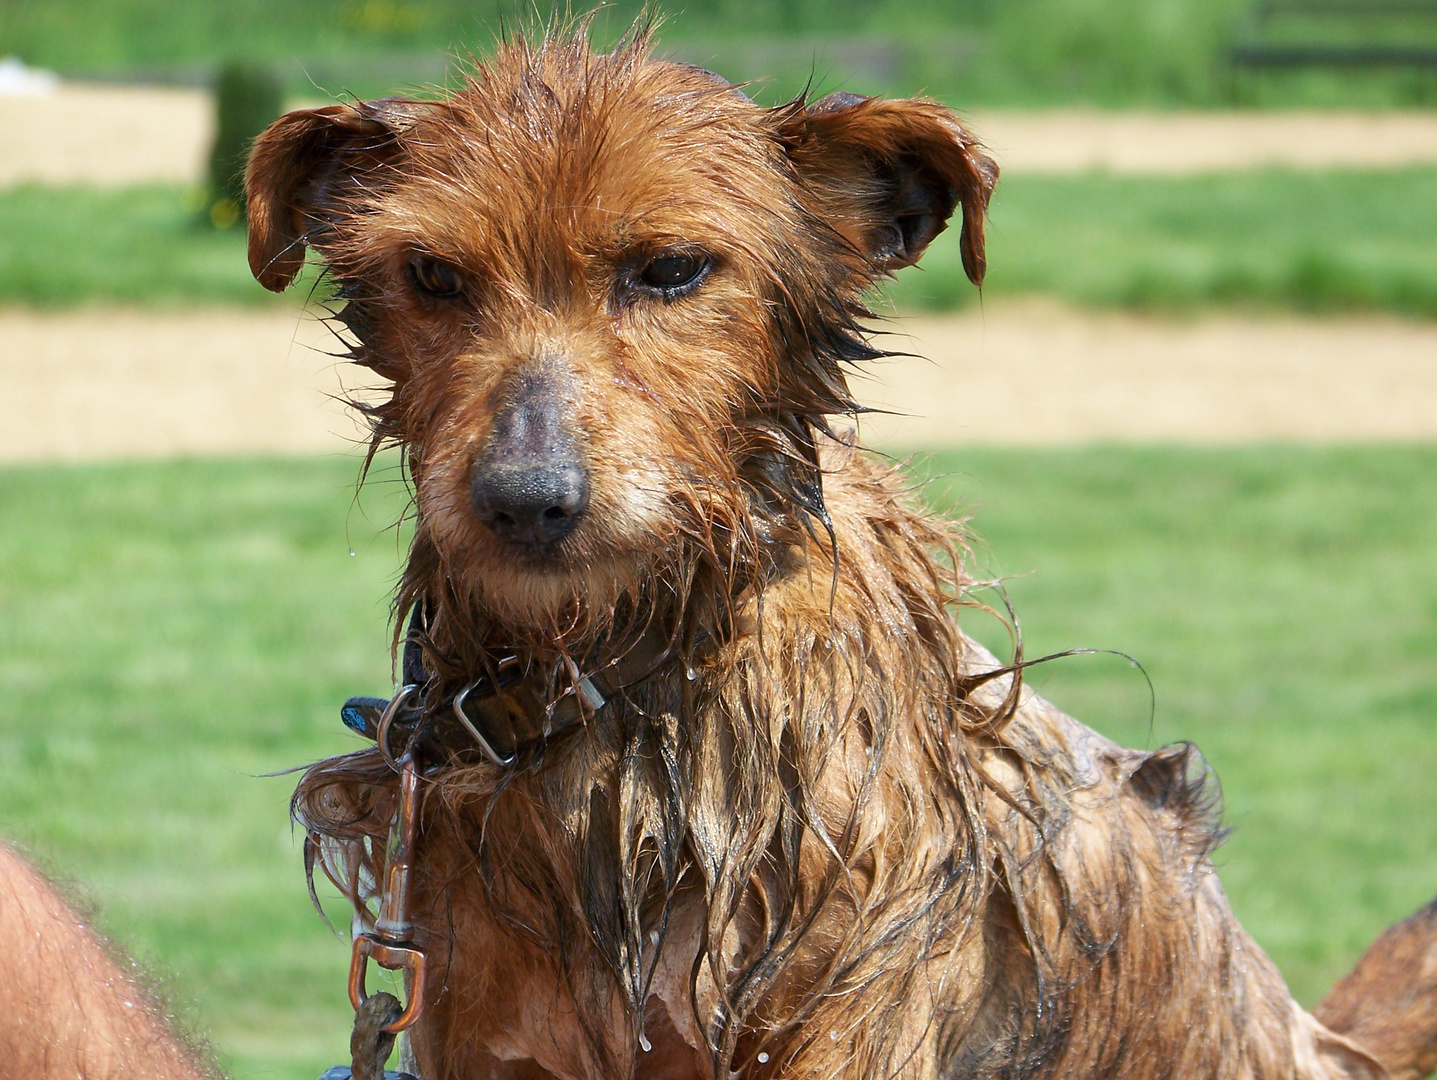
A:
[6,86,1437,189]
[1,86,212,189]
[859,301,1437,446]
[5,302,1436,463]
[0,307,369,461]
[967,109,1437,175]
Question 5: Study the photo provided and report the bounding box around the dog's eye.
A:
[639,253,708,292]
[409,256,465,300]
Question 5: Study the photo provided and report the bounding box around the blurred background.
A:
[2,2,1436,1077]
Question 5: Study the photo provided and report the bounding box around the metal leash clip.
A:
[348,752,427,1036]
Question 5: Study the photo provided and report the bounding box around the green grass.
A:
[922,446,1437,1004]
[0,455,405,1078]
[0,186,295,308]
[7,0,1436,108]
[10,169,1437,317]
[0,0,1241,105]
[2,448,1435,1077]
[888,167,1437,317]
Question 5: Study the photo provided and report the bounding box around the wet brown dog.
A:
[246,26,1437,1080]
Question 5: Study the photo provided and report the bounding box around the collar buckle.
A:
[451,678,518,768]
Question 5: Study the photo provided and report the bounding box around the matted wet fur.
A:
[246,23,1437,1080]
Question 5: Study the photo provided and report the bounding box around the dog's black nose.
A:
[470,359,589,550]
[471,459,589,547]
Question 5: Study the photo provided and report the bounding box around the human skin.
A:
[0,845,213,1080]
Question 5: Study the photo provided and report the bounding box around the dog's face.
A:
[247,34,994,634]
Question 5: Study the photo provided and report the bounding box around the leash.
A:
[319,993,411,1080]
[347,751,426,1028]
[318,600,677,1080]
[320,751,425,1080]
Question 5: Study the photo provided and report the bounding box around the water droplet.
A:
[685,664,698,681]
[757,1052,769,1064]
[829,1030,838,1041]
[639,1032,652,1053]
[348,548,357,557]
[649,930,660,944]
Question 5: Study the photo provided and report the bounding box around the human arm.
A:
[0,844,216,1080]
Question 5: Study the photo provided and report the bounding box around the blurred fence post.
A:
[206,61,282,228]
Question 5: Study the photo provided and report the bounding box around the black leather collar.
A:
[341,601,676,767]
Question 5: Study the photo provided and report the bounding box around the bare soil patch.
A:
[857,301,1437,447]
[966,109,1437,175]
[0,85,212,188]
[5,302,1436,463]
[5,87,1437,189]
[0,307,369,461]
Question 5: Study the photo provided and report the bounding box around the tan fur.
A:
[1317,900,1437,1080]
[247,24,1437,1080]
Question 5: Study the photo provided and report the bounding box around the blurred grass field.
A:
[2,448,1435,1078]
[0,457,405,1077]
[7,169,1437,317]
[4,3,1437,1076]
[6,0,1437,108]
[894,167,1437,317]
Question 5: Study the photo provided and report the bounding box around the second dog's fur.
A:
[246,27,1437,1080]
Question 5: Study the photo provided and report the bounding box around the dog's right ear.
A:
[245,101,414,292]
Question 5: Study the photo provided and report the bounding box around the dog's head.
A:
[247,29,995,645]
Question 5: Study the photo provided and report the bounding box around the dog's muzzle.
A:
[469,359,590,550]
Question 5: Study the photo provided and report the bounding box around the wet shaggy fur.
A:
[246,26,1437,1080]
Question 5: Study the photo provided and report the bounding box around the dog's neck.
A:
[388,504,813,771]
[385,591,692,767]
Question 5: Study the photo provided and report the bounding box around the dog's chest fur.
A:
[393,450,1364,1080]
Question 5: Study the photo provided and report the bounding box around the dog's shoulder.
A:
[973,646,1230,890]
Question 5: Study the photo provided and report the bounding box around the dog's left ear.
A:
[778,93,998,286]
